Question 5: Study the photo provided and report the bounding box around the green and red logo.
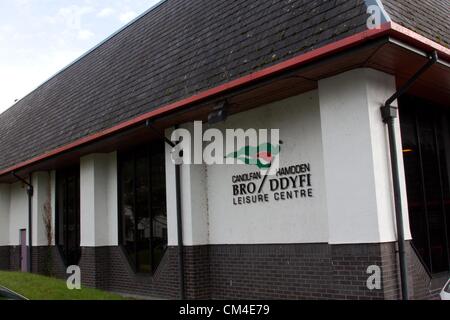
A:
[225,143,281,170]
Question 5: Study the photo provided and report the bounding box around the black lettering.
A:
[270,179,279,192]
[233,184,239,196]
[247,182,256,194]
[280,178,289,190]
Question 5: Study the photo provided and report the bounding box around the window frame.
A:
[117,141,168,275]
[55,165,81,267]
[399,95,450,276]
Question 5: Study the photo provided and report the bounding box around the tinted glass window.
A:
[56,166,81,266]
[118,141,167,273]
[400,96,450,274]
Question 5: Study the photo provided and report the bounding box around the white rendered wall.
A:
[318,68,411,244]
[9,182,28,246]
[166,127,210,246]
[166,91,329,245]
[0,184,10,246]
[32,172,52,246]
[80,152,118,247]
[207,91,327,244]
[4,70,412,248]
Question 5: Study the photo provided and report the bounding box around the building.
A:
[0,0,449,300]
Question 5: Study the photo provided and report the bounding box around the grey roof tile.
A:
[1,0,447,172]
[382,0,449,47]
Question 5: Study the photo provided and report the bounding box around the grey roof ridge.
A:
[0,0,169,117]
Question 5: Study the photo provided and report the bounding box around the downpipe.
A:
[146,121,185,300]
[381,51,438,300]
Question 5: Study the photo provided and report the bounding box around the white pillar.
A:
[318,68,411,244]
[80,152,118,247]
[31,172,53,246]
[9,182,28,246]
[166,127,209,247]
[0,184,10,246]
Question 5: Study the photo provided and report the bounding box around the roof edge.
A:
[1,0,169,115]
[390,22,450,60]
[1,21,449,178]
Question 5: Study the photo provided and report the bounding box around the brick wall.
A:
[78,246,181,299]
[184,246,210,299]
[208,243,396,300]
[0,246,9,270]
[406,242,442,300]
[0,242,440,300]
[9,246,21,271]
[31,246,67,279]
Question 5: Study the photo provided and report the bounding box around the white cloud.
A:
[0,47,84,112]
[78,29,94,40]
[97,7,115,18]
[58,5,94,30]
[119,10,137,23]
[0,0,163,113]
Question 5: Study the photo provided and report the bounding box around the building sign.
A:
[232,163,313,206]
[227,142,313,206]
[225,143,281,170]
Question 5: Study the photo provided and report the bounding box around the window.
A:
[118,141,168,273]
[399,96,450,275]
[56,166,81,266]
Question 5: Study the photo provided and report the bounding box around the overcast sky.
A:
[0,0,162,114]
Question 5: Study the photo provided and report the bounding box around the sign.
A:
[232,163,313,206]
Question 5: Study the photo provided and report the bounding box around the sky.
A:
[0,0,162,114]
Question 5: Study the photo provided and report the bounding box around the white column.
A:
[80,152,118,247]
[180,163,209,246]
[166,127,209,247]
[319,68,411,244]
[31,172,52,246]
[9,182,28,246]
[0,184,10,246]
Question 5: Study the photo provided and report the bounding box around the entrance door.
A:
[20,229,27,272]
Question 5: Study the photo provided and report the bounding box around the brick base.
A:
[0,246,9,270]
[0,242,440,300]
[78,246,180,298]
[31,246,67,279]
[73,242,419,300]
[9,246,21,271]
[208,243,394,300]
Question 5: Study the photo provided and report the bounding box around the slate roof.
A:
[382,0,450,47]
[0,0,447,172]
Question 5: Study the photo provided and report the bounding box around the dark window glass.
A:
[399,96,450,274]
[56,166,81,266]
[118,141,167,273]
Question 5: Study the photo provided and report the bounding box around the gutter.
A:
[381,51,438,300]
[0,22,448,178]
[11,172,33,274]
[174,147,185,300]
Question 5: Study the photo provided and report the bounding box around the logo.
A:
[225,143,281,170]
[170,121,280,173]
